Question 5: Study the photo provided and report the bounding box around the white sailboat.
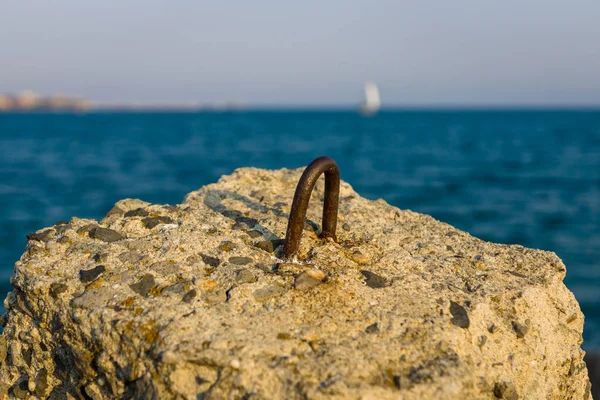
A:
[360,82,381,115]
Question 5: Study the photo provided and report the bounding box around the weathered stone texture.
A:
[0,167,591,399]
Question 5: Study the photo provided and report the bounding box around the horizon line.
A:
[3,104,600,113]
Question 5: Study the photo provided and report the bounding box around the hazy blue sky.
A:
[1,1,599,106]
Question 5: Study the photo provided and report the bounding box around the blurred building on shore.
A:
[0,91,91,112]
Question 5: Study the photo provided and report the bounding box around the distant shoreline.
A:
[1,106,600,113]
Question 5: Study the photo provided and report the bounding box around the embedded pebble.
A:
[124,208,149,217]
[351,250,371,265]
[142,216,174,229]
[89,227,124,242]
[21,346,32,366]
[182,289,197,303]
[163,282,188,295]
[360,270,388,288]
[235,270,256,284]
[160,223,179,230]
[92,252,108,263]
[201,254,221,267]
[478,335,487,347]
[229,256,253,265]
[77,224,99,235]
[255,240,275,253]
[129,274,156,297]
[55,222,72,235]
[79,265,106,283]
[49,283,68,297]
[204,290,227,304]
[294,269,326,290]
[203,192,222,208]
[449,301,470,329]
[512,320,530,338]
[72,288,114,309]
[150,261,179,276]
[26,230,53,242]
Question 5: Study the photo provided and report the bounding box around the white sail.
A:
[360,82,380,114]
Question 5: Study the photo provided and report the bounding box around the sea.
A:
[0,110,598,348]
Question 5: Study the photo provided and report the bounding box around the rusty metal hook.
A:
[283,156,340,259]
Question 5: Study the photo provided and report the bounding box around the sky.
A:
[1,1,600,106]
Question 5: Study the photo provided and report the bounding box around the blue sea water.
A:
[0,111,598,347]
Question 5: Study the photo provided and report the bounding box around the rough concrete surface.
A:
[0,166,591,399]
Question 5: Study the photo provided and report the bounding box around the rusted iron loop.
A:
[283,156,340,259]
